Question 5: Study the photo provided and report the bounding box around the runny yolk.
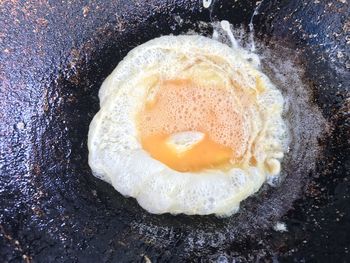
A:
[141,133,233,172]
[137,78,247,172]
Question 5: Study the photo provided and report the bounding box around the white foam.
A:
[273,222,288,232]
[248,0,264,52]
[220,20,239,49]
[166,131,205,153]
[202,0,212,9]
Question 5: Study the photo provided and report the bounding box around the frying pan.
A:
[0,0,349,262]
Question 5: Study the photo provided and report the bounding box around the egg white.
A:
[88,35,288,216]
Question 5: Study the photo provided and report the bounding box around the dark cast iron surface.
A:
[0,0,349,262]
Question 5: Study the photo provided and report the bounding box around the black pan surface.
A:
[0,0,349,262]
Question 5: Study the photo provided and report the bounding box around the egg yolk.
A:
[141,133,233,172]
[137,79,248,172]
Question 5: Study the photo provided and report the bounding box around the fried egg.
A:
[88,35,289,216]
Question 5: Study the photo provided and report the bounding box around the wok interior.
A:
[0,0,348,261]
